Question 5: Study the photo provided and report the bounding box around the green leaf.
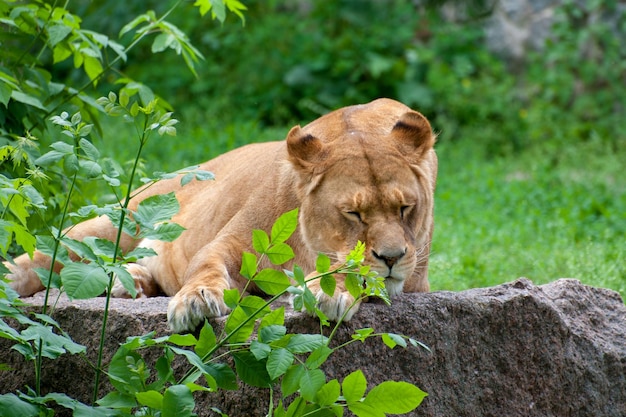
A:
[79,138,100,160]
[281,364,305,397]
[363,381,427,413]
[253,268,290,295]
[62,263,109,299]
[270,208,298,244]
[259,324,286,343]
[134,192,180,228]
[204,362,237,390]
[223,288,240,309]
[381,333,407,349]
[342,370,367,403]
[105,265,137,298]
[352,328,374,342]
[320,274,336,297]
[0,82,12,107]
[316,379,341,407]
[252,229,270,254]
[162,385,195,417]
[83,55,103,84]
[305,345,333,369]
[293,265,306,286]
[152,33,175,53]
[286,334,328,354]
[195,321,216,357]
[260,306,285,328]
[143,222,185,242]
[265,242,295,265]
[299,368,325,402]
[250,340,271,360]
[345,273,363,299]
[348,401,384,417]
[168,333,197,346]
[97,391,137,408]
[233,351,271,388]
[316,253,331,273]
[135,390,163,410]
[240,251,257,279]
[0,393,40,417]
[266,347,294,380]
[11,90,47,110]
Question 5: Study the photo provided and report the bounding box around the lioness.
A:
[6,98,437,333]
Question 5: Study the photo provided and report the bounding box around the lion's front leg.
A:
[306,273,361,322]
[166,240,244,333]
[4,251,48,296]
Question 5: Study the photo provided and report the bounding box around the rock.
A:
[1,278,625,416]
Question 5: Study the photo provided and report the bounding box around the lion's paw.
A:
[167,285,230,333]
[312,289,361,322]
[110,263,158,298]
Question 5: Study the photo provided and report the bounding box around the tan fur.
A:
[5,98,437,332]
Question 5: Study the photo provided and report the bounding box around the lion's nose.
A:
[372,248,406,268]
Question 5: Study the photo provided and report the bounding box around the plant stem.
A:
[34,168,78,396]
[91,118,149,404]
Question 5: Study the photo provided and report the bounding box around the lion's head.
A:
[286,98,437,295]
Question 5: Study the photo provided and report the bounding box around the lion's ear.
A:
[286,125,326,170]
[391,111,435,161]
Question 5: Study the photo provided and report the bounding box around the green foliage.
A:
[0,0,239,246]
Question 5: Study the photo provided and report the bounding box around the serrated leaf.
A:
[317,379,341,407]
[362,381,427,414]
[195,321,217,357]
[47,24,72,46]
[342,370,367,403]
[162,385,194,417]
[253,268,290,295]
[320,274,336,297]
[223,288,240,309]
[135,390,163,409]
[252,229,270,254]
[265,242,295,265]
[286,334,328,354]
[281,364,305,398]
[240,251,257,279]
[345,273,363,299]
[134,192,180,227]
[124,246,157,262]
[267,347,294,380]
[260,306,285,328]
[143,222,185,242]
[106,265,137,298]
[167,333,197,346]
[250,340,271,360]
[83,55,103,84]
[259,324,286,343]
[233,351,271,388]
[305,345,333,369]
[316,253,331,273]
[152,33,175,53]
[62,263,109,299]
[382,333,407,349]
[270,209,298,244]
[299,368,325,402]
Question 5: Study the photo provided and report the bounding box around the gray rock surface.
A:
[1,278,625,416]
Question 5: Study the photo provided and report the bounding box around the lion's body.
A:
[7,98,437,332]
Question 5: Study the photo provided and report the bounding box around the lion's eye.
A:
[400,205,412,220]
[346,211,363,222]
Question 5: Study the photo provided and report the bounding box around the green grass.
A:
[430,138,626,296]
[95,113,626,298]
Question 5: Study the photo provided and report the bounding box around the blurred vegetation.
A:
[1,0,624,294]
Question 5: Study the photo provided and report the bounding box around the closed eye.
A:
[344,211,363,222]
[400,205,414,220]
